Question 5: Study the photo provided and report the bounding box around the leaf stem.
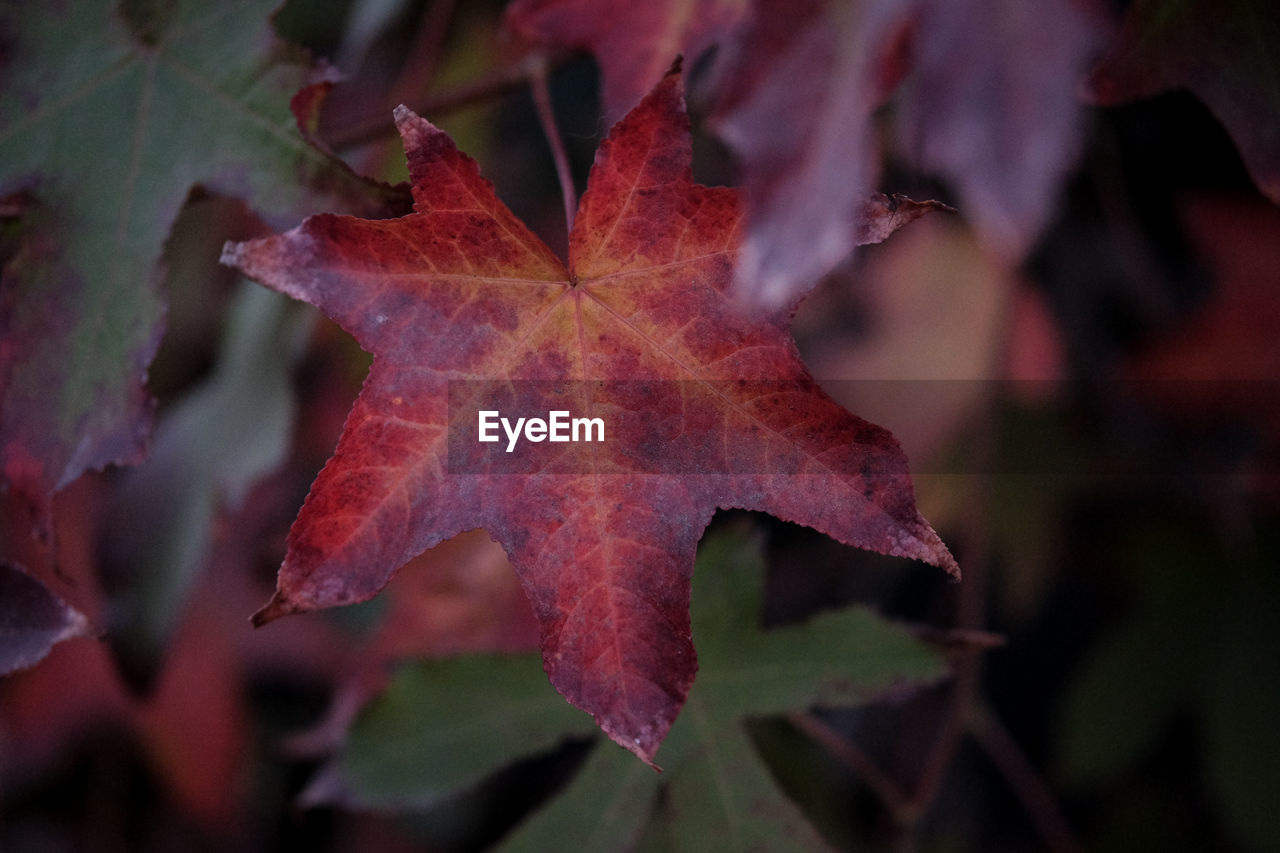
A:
[787,712,916,821]
[897,295,1003,847]
[894,268,1082,851]
[387,0,458,111]
[967,704,1085,853]
[527,55,577,234]
[327,55,567,150]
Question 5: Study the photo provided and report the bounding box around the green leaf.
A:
[337,655,600,808]
[654,695,831,852]
[1057,518,1280,849]
[100,273,312,673]
[326,524,948,849]
[0,0,405,533]
[498,738,660,852]
[1055,609,1194,786]
[1055,524,1220,786]
[691,528,947,726]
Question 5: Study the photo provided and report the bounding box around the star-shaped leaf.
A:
[223,67,956,762]
[310,526,948,848]
[0,0,406,537]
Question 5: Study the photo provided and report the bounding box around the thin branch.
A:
[906,624,1006,652]
[899,266,1019,844]
[326,55,566,150]
[387,0,458,110]
[905,647,981,817]
[904,502,991,815]
[787,712,916,822]
[967,705,1085,853]
[346,0,460,178]
[528,55,577,234]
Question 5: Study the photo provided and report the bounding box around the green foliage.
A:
[0,0,401,525]
[102,279,312,669]
[327,527,947,850]
[1057,519,1280,851]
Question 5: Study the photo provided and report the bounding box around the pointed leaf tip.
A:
[250,592,297,627]
[393,105,438,153]
[611,734,662,768]
[621,733,663,769]
[219,240,245,268]
[943,552,962,581]
[393,104,445,144]
[854,193,957,247]
[918,525,961,581]
[0,561,92,674]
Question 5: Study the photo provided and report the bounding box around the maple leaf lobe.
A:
[225,68,956,763]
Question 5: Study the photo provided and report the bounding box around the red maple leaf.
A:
[222,68,957,763]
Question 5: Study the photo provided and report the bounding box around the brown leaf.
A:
[855,193,956,246]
